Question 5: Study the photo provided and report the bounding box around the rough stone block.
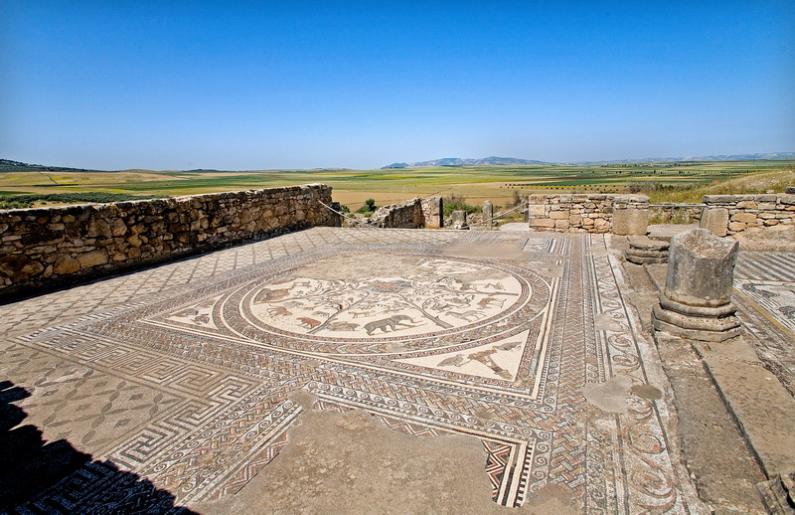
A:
[527,205,546,217]
[736,201,757,209]
[699,207,729,236]
[53,255,80,275]
[77,249,108,269]
[612,208,648,236]
[731,212,757,224]
[529,218,556,228]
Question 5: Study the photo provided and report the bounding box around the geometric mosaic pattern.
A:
[0,227,693,512]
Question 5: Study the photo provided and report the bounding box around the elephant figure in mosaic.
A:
[364,314,418,335]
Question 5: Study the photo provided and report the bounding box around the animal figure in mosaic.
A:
[446,295,474,307]
[447,310,485,322]
[350,310,373,319]
[779,305,795,320]
[328,321,359,331]
[268,307,292,317]
[254,288,290,303]
[426,298,455,312]
[478,297,505,309]
[482,282,504,290]
[364,314,418,335]
[436,347,512,380]
[496,339,522,351]
[297,317,321,329]
[742,283,777,298]
[171,306,212,326]
[469,349,512,380]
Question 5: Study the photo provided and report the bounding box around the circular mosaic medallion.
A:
[223,252,550,355]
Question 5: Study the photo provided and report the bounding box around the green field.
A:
[0,161,793,210]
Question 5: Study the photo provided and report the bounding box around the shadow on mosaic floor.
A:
[0,380,195,514]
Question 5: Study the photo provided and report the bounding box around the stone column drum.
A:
[652,228,742,342]
[482,201,494,228]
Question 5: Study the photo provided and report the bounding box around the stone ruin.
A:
[526,194,649,234]
[482,201,494,228]
[625,235,669,264]
[652,228,742,342]
[358,196,443,229]
[449,210,469,230]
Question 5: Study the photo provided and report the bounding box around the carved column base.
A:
[626,236,669,264]
[652,296,742,343]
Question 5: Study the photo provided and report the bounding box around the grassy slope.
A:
[647,167,795,203]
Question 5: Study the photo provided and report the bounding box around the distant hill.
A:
[570,152,795,165]
[383,153,795,168]
[687,152,795,161]
[0,159,104,173]
[382,156,547,168]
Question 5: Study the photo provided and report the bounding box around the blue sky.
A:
[1,1,793,170]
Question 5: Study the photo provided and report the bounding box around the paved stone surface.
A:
[1,228,697,512]
[733,252,795,397]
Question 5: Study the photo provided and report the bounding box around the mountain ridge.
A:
[382,152,795,168]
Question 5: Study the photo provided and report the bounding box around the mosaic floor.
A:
[1,228,696,512]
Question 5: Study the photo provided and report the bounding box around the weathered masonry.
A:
[367,196,444,229]
[526,194,650,235]
[699,193,795,236]
[0,184,339,298]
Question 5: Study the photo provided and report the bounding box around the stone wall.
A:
[527,194,649,234]
[368,196,443,229]
[700,194,795,236]
[0,184,338,298]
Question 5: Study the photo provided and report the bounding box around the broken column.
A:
[652,228,742,342]
[482,201,494,228]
